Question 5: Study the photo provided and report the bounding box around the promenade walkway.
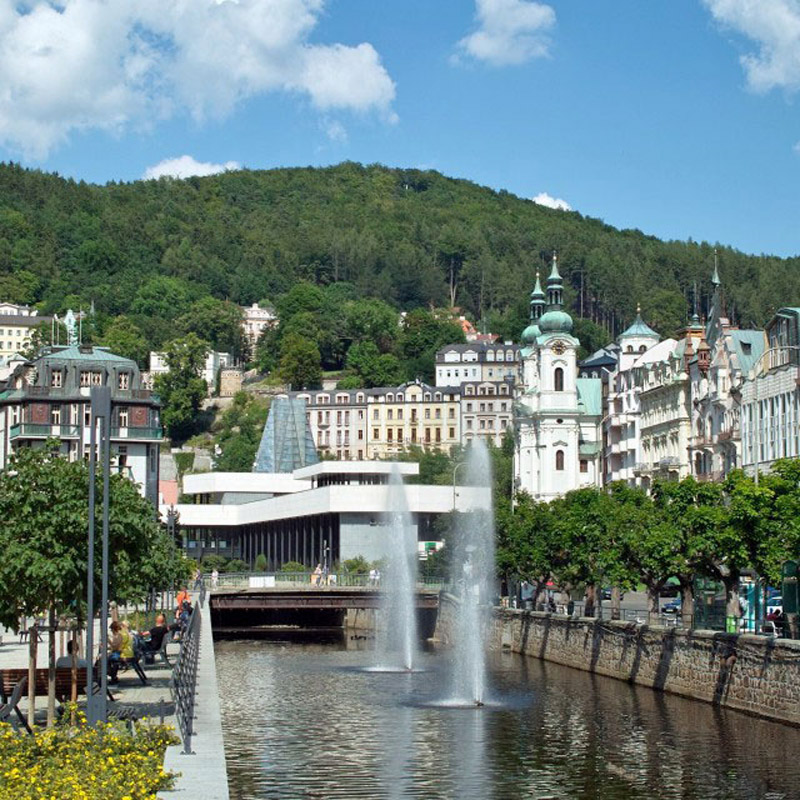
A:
[0,604,230,800]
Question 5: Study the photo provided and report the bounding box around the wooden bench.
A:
[0,667,94,706]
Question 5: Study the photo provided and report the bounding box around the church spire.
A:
[711,248,721,287]
[530,270,545,320]
[546,250,563,309]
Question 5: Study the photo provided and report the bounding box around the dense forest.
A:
[1,160,797,352]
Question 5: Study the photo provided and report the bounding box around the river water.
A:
[216,633,800,800]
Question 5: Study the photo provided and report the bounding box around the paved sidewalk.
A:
[161,599,230,799]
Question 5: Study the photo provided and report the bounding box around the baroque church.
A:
[514,254,603,501]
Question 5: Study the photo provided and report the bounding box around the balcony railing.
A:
[109,426,163,440]
[9,423,79,439]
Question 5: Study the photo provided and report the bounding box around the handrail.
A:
[203,571,448,590]
[170,600,202,755]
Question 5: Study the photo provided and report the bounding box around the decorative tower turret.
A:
[521,271,545,345]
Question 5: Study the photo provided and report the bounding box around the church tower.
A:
[515,252,602,501]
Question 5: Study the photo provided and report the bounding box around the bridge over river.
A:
[209,584,440,635]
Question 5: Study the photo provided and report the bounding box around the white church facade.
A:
[514,255,603,502]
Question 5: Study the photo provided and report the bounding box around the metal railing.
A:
[202,571,447,590]
[170,593,203,755]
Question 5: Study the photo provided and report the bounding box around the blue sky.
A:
[1,0,799,257]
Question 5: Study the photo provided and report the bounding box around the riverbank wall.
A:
[436,596,800,727]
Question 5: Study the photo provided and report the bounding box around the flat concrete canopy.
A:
[210,587,439,611]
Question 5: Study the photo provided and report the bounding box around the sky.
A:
[0,0,799,257]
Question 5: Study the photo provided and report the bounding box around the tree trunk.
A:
[27,620,37,731]
[647,585,661,626]
[70,629,78,725]
[584,584,597,618]
[679,579,695,629]
[47,607,56,728]
[611,586,622,620]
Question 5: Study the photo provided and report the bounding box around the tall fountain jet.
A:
[374,464,420,672]
[448,439,495,706]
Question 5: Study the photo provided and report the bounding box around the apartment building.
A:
[0,302,52,359]
[435,342,520,388]
[0,345,162,505]
[294,380,461,460]
[460,380,514,447]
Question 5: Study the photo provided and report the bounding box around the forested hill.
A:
[1,160,796,343]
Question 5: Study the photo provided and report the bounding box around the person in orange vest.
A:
[176,586,190,609]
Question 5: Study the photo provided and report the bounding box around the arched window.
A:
[639,345,647,353]
[626,345,634,353]
[554,367,564,392]
[556,449,565,470]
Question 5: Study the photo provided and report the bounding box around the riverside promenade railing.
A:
[203,572,447,590]
[171,585,206,755]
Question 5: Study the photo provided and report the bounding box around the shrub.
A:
[342,556,370,574]
[280,561,306,573]
[224,559,249,573]
[254,553,268,572]
[0,711,179,799]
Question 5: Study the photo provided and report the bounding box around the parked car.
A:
[662,599,681,614]
[601,588,625,601]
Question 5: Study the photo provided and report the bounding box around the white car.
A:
[767,596,782,616]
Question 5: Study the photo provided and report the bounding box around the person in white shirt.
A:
[56,640,88,669]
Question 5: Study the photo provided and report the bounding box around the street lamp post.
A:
[86,386,111,725]
[751,345,800,486]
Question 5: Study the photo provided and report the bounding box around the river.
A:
[215,632,800,799]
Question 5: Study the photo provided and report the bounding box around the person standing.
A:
[211,569,219,590]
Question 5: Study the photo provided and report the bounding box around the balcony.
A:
[110,426,163,440]
[9,423,79,440]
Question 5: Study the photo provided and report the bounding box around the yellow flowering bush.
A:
[0,709,179,800]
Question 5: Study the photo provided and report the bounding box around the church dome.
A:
[539,309,573,334]
[521,323,540,344]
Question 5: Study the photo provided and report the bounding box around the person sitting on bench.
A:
[56,640,88,669]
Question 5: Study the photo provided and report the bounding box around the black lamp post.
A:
[85,386,111,725]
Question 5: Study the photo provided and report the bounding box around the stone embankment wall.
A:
[436,596,800,726]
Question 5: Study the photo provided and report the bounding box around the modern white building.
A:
[0,302,52,359]
[514,256,603,501]
[164,461,489,567]
[741,307,800,476]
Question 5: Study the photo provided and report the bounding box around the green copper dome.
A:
[539,309,573,334]
[521,323,540,344]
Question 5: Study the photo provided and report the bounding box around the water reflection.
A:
[216,635,800,800]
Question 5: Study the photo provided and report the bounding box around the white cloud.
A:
[704,0,800,92]
[143,155,241,180]
[532,192,571,211]
[0,0,396,158]
[456,0,556,66]
[793,140,800,154]
[322,119,348,143]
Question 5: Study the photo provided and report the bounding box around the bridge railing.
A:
[204,571,448,591]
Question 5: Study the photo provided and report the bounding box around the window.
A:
[436,428,442,443]
[388,429,394,441]
[467,402,473,412]
[467,420,473,430]
[425,428,431,443]
[51,371,62,388]
[118,372,130,390]
[388,409,393,420]
[51,405,61,425]
[119,408,129,427]
[91,371,103,386]
[358,430,364,440]
[397,409,403,420]
[373,428,379,440]
[373,409,379,420]
[448,408,455,419]
[580,460,588,473]
[554,367,564,392]
[337,411,342,425]
[556,449,565,470]
[80,371,91,387]
[424,409,430,419]
[318,411,323,423]
[397,429,403,442]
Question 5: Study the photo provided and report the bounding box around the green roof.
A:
[576,378,603,416]
[39,345,135,365]
[619,311,659,340]
[730,330,765,375]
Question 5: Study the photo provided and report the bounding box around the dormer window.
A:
[91,372,103,386]
[51,370,63,388]
[118,372,130,390]
[80,371,91,387]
